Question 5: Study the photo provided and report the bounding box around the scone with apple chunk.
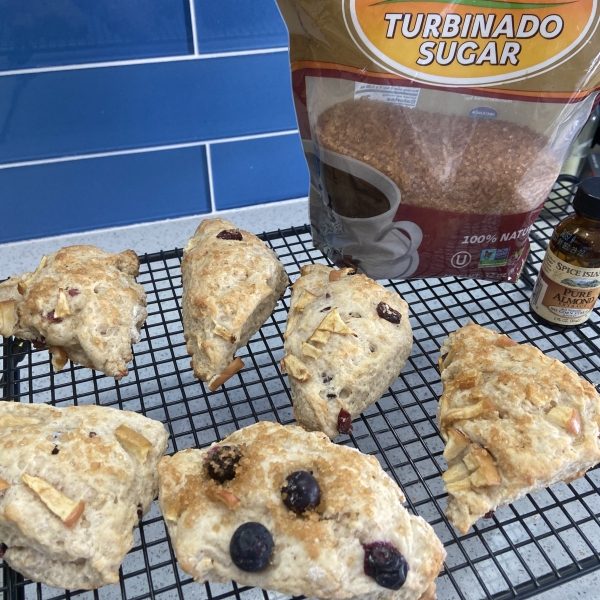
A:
[181,218,288,391]
[0,245,147,379]
[438,322,600,534]
[282,264,412,438]
[0,401,168,589]
[158,421,445,600]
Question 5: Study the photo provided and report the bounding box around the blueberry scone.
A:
[438,323,600,534]
[182,218,288,391]
[0,246,147,379]
[158,421,446,600]
[0,401,168,589]
[281,264,412,438]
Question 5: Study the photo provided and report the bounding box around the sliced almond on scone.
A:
[22,473,84,527]
[208,357,245,391]
[54,288,71,319]
[329,268,355,281]
[443,428,470,461]
[0,477,10,492]
[281,354,312,381]
[316,309,354,336]
[0,300,17,337]
[294,290,318,312]
[115,424,153,461]
[48,346,69,371]
[302,342,322,359]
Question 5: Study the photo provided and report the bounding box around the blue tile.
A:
[0,53,297,164]
[0,0,192,72]
[0,146,210,244]
[195,0,288,53]
[211,133,308,210]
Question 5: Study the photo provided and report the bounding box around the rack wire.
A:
[2,176,600,600]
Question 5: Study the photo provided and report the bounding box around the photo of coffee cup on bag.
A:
[276,0,600,281]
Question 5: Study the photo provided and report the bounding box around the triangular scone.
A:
[0,246,147,379]
[182,218,288,390]
[437,323,600,534]
[0,402,168,589]
[158,421,445,600]
[282,264,412,438]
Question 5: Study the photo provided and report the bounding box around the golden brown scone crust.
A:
[158,421,445,600]
[181,218,288,388]
[0,402,168,589]
[437,323,600,534]
[0,245,147,379]
[282,264,412,438]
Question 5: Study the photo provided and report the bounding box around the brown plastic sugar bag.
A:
[275,0,600,281]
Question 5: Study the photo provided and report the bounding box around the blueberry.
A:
[363,541,408,590]
[229,522,273,572]
[281,471,321,514]
[206,445,242,483]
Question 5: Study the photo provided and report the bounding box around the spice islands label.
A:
[344,0,598,86]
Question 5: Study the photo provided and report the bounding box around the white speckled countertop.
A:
[0,198,598,599]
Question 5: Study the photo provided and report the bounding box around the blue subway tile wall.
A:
[211,133,308,210]
[0,0,193,71]
[195,1,288,54]
[0,0,308,244]
[1,147,211,244]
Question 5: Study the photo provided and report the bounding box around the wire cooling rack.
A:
[2,176,600,600]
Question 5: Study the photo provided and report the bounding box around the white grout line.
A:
[0,46,289,78]
[205,144,217,213]
[0,129,299,170]
[188,0,199,55]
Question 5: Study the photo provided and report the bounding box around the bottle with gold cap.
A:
[530,178,600,330]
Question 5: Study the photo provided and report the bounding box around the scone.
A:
[0,401,168,589]
[158,421,446,600]
[182,218,288,390]
[0,245,147,379]
[281,264,412,438]
[437,322,600,534]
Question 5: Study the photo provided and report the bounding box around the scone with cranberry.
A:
[158,421,445,600]
[0,401,168,589]
[282,264,412,438]
[0,245,147,379]
[181,218,288,391]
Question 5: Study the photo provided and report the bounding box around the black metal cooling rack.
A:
[2,176,600,600]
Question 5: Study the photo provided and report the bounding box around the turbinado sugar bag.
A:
[275,0,600,281]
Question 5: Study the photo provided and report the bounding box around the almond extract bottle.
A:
[530,177,600,330]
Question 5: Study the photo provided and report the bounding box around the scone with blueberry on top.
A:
[158,421,445,600]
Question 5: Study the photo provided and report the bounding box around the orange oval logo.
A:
[343,0,598,85]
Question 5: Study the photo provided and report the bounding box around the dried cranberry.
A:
[483,510,495,519]
[338,409,353,435]
[0,543,7,558]
[325,293,331,299]
[89,432,97,438]
[45,311,63,324]
[137,504,143,520]
[68,289,80,297]
[51,446,59,455]
[376,302,401,324]
[320,306,332,312]
[326,393,337,399]
[322,374,333,384]
[206,445,242,483]
[32,337,46,350]
[217,230,243,241]
[363,541,408,590]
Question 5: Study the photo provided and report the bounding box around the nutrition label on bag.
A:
[354,83,420,108]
